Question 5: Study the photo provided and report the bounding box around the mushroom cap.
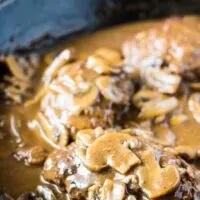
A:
[77,130,140,174]
[96,75,133,104]
[188,93,200,123]
[137,150,180,198]
[101,179,125,200]
[86,48,122,74]
[139,97,179,120]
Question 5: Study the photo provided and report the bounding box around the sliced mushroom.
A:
[188,93,200,123]
[86,55,111,74]
[95,48,122,66]
[77,130,140,174]
[100,179,125,200]
[141,67,181,94]
[73,85,99,112]
[76,128,104,147]
[133,89,165,108]
[133,128,173,146]
[26,61,86,108]
[96,76,133,104]
[48,81,99,115]
[41,59,100,115]
[36,112,69,148]
[67,115,91,130]
[31,60,99,148]
[88,185,101,200]
[57,74,91,96]
[6,56,28,81]
[43,49,75,84]
[137,151,180,198]
[56,60,98,95]
[25,86,49,107]
[56,60,84,77]
[139,97,179,120]
[170,114,188,126]
[86,48,122,74]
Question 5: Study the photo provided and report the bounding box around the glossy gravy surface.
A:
[0,18,200,198]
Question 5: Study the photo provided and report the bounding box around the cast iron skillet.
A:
[0,0,200,54]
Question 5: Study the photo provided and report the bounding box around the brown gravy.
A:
[0,17,200,198]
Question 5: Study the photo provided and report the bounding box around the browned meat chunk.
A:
[42,141,117,199]
[42,143,78,185]
[123,17,200,75]
[123,17,200,94]
[42,128,200,200]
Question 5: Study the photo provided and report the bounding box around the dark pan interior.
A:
[0,0,200,53]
